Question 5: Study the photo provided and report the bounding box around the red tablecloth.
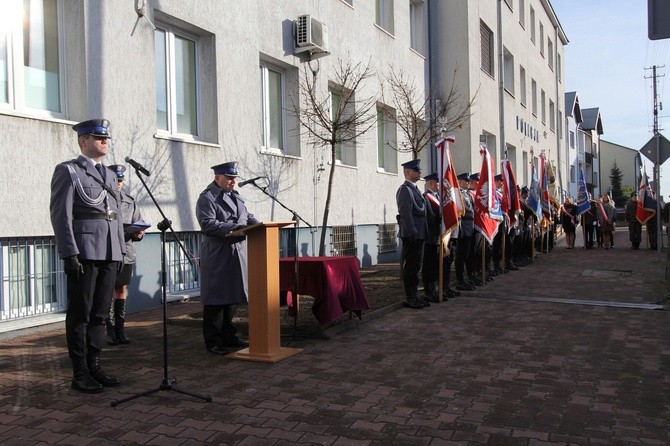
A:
[279,256,371,326]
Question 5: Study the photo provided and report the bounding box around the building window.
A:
[519,65,527,106]
[539,22,544,57]
[504,0,513,10]
[410,0,425,55]
[1,0,62,115]
[557,53,562,82]
[531,79,537,116]
[480,21,494,77]
[260,62,285,152]
[530,7,535,43]
[569,130,575,148]
[549,100,555,131]
[558,110,563,138]
[547,38,554,70]
[155,26,199,137]
[331,225,357,257]
[330,85,357,166]
[377,223,397,253]
[570,165,575,183]
[541,90,546,124]
[376,0,394,34]
[1,237,65,321]
[519,0,525,27]
[377,105,397,173]
[503,48,515,94]
[166,232,201,293]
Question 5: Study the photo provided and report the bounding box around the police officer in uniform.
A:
[396,159,427,309]
[50,118,125,393]
[105,165,145,345]
[196,161,261,355]
[454,172,475,291]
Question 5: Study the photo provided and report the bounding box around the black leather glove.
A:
[64,256,84,278]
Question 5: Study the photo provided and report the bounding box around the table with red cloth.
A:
[279,256,371,326]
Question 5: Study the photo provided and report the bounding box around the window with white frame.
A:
[519,0,525,27]
[541,90,546,124]
[519,65,527,106]
[539,22,544,56]
[548,38,554,70]
[480,21,494,77]
[530,7,535,43]
[376,0,394,34]
[0,0,63,115]
[410,0,426,55]
[570,165,575,182]
[549,100,555,131]
[330,85,357,166]
[503,48,515,95]
[531,79,537,116]
[557,53,562,82]
[260,61,285,152]
[155,25,199,137]
[377,105,397,173]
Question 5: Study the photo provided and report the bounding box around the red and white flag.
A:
[501,159,521,228]
[474,146,502,244]
[636,167,656,224]
[436,136,463,234]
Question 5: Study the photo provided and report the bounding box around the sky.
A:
[551,0,670,196]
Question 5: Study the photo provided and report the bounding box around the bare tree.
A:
[293,58,378,255]
[383,66,476,159]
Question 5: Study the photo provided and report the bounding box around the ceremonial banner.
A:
[636,167,656,224]
[474,146,502,244]
[575,168,591,216]
[539,152,551,216]
[546,158,561,210]
[436,136,463,234]
[501,159,521,228]
[527,158,544,220]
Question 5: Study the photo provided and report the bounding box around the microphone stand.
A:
[243,180,315,343]
[111,167,212,407]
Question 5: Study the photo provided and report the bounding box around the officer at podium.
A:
[196,161,260,355]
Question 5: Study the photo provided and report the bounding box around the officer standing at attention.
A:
[454,172,475,291]
[105,165,145,345]
[50,118,125,393]
[396,159,427,309]
[196,161,261,355]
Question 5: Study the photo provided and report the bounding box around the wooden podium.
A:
[226,221,302,363]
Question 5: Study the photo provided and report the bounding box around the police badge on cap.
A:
[211,161,239,177]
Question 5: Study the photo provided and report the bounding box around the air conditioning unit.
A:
[294,14,329,55]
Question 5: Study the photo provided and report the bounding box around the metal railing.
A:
[331,225,357,257]
[0,237,67,321]
[377,223,397,253]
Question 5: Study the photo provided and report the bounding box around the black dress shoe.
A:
[223,338,249,348]
[71,374,104,393]
[455,281,475,291]
[405,299,424,309]
[90,369,121,387]
[467,276,484,286]
[207,345,230,355]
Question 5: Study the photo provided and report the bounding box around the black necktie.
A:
[95,163,105,180]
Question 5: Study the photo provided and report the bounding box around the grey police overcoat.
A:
[196,182,260,306]
[50,155,125,261]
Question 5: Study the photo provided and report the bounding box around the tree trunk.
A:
[318,143,338,256]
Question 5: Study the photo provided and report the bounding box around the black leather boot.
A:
[71,359,103,393]
[114,299,130,344]
[87,356,120,387]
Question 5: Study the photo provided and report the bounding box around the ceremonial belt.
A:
[74,211,118,221]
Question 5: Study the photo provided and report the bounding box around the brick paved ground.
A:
[0,227,669,445]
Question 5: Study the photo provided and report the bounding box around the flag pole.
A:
[437,129,446,302]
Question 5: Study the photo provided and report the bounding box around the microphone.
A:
[125,157,151,176]
[238,176,267,187]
